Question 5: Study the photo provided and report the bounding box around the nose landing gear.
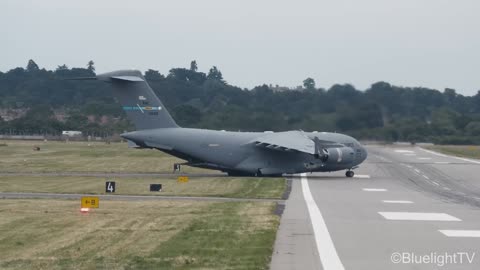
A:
[346,170,354,178]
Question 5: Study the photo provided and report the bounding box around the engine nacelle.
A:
[322,147,355,164]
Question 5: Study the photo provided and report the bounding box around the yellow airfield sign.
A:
[81,196,99,208]
[177,176,189,183]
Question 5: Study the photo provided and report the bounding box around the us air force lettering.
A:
[75,70,367,177]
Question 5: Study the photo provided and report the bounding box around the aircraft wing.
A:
[249,131,343,155]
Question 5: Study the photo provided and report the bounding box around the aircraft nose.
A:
[360,145,368,161]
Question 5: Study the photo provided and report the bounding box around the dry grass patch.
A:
[0,199,279,270]
[0,140,207,173]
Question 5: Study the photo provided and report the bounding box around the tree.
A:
[26,59,39,72]
[207,66,224,82]
[443,88,457,104]
[145,69,165,81]
[56,64,69,71]
[190,60,198,72]
[87,60,95,72]
[303,78,316,90]
[465,121,480,136]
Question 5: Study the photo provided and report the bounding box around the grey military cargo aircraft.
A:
[78,70,367,177]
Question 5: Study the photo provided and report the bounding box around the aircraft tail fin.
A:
[75,70,179,130]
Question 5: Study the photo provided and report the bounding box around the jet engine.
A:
[320,147,355,164]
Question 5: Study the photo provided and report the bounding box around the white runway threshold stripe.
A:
[300,173,345,270]
[363,188,387,192]
[378,212,461,221]
[382,200,413,204]
[439,230,480,238]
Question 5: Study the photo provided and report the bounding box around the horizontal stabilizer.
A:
[127,140,143,148]
[111,76,144,82]
[64,77,97,81]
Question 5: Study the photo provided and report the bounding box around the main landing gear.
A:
[345,170,354,178]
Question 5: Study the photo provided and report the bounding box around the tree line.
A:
[1,59,480,144]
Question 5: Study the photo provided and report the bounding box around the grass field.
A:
[0,140,286,269]
[0,199,279,270]
[0,175,285,199]
[425,145,480,159]
[0,140,207,173]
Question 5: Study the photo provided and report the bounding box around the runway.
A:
[271,145,480,270]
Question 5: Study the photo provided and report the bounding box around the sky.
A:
[1,0,479,95]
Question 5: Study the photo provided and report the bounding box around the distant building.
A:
[62,131,82,137]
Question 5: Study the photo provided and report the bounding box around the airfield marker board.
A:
[81,196,99,208]
[106,181,116,193]
[177,176,189,183]
[150,184,162,192]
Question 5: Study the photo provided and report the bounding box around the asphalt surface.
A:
[271,145,480,270]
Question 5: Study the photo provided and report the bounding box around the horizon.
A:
[2,60,479,96]
[2,0,480,95]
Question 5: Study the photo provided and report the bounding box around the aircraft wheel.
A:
[346,170,354,178]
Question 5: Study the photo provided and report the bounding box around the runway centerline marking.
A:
[414,169,421,173]
[382,200,413,204]
[378,212,461,221]
[431,181,440,186]
[439,230,480,238]
[418,157,431,160]
[422,175,430,180]
[434,162,450,164]
[300,173,345,270]
[363,188,387,192]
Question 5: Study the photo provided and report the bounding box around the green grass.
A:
[0,140,207,173]
[0,176,285,199]
[425,145,480,159]
[0,199,279,270]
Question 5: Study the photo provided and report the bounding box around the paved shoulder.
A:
[270,178,322,270]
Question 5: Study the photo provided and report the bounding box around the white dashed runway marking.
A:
[378,212,461,221]
[354,175,370,179]
[363,188,387,192]
[382,200,413,204]
[439,230,480,238]
[418,157,431,160]
[395,150,414,153]
[434,162,450,164]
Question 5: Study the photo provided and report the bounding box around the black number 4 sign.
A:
[106,181,116,193]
